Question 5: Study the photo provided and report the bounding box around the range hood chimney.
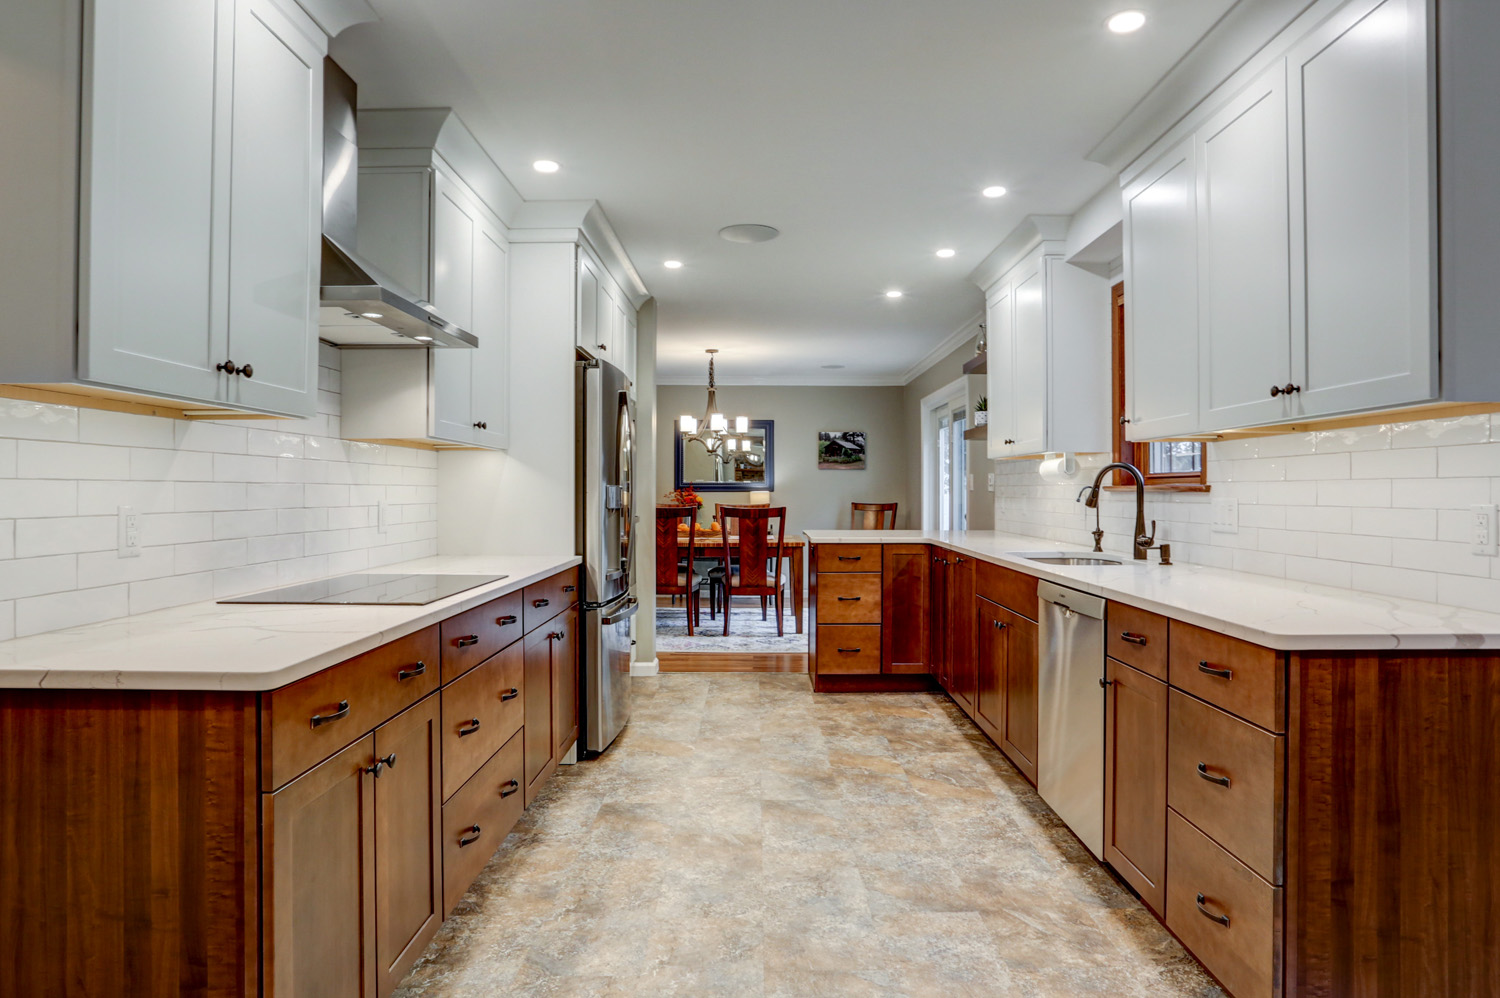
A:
[319,59,476,349]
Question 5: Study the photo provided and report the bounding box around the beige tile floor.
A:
[394,673,1226,998]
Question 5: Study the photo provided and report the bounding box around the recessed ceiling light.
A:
[936,248,956,259]
[361,312,384,319]
[821,364,846,370]
[1107,10,1147,33]
[664,260,683,269]
[532,159,560,173]
[885,290,904,299]
[719,224,780,243]
[982,186,1007,199]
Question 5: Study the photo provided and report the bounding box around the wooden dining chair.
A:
[851,501,898,530]
[656,505,705,635]
[717,505,788,636]
[704,500,771,617]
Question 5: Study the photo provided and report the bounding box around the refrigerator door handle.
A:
[601,597,639,626]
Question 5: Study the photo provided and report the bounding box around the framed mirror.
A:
[674,419,775,492]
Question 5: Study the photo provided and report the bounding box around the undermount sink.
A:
[1011,552,1124,567]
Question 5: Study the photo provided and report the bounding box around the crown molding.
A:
[897,312,984,386]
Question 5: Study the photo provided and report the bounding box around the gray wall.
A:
[900,334,994,530]
[656,384,910,533]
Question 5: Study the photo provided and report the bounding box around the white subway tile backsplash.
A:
[1391,538,1491,579]
[1351,447,1437,479]
[1317,532,1392,565]
[1392,415,1489,449]
[1351,507,1437,541]
[0,352,437,636]
[1391,478,1491,509]
[1286,453,1350,481]
[1437,443,1500,479]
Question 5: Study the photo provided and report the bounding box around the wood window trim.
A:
[1111,280,1209,489]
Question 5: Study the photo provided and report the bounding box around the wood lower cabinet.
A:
[373,698,443,998]
[928,551,952,689]
[998,605,1039,783]
[524,625,557,805]
[881,544,929,674]
[263,735,378,998]
[1104,658,1168,915]
[552,609,579,761]
[948,555,978,712]
[809,543,935,692]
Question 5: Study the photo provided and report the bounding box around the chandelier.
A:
[678,349,757,463]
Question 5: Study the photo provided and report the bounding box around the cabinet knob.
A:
[993,620,1007,630]
[1269,383,1302,397]
[216,359,239,376]
[240,363,253,379]
[473,421,487,429]
[549,631,565,641]
[1099,677,1114,688]
[1119,417,1131,425]
[364,753,395,777]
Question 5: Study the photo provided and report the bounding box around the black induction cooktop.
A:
[219,573,507,606]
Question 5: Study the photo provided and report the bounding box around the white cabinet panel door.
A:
[430,173,478,444]
[577,254,600,355]
[1289,0,1433,417]
[470,225,509,450]
[1124,139,1199,440]
[984,285,1015,459]
[594,275,616,362]
[79,0,225,402]
[224,0,322,417]
[622,310,638,395]
[1011,265,1048,456]
[1196,61,1292,430]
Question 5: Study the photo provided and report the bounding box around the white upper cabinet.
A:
[469,225,510,449]
[983,242,1110,459]
[577,252,603,358]
[9,0,324,417]
[222,0,323,416]
[1288,0,1433,417]
[1123,139,1199,440]
[1196,61,1292,431]
[430,172,480,444]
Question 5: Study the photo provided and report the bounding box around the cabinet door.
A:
[1289,0,1434,417]
[430,172,478,444]
[223,0,322,417]
[621,309,638,391]
[1197,61,1293,430]
[984,285,1015,458]
[373,697,442,998]
[1104,659,1168,915]
[881,545,930,675]
[1010,264,1048,455]
[577,253,601,355]
[79,0,226,403]
[470,222,510,449]
[595,275,617,361]
[1123,138,1199,440]
[263,735,377,998]
[948,556,978,714]
[927,554,950,688]
[523,626,555,804]
[999,607,1039,784]
[976,597,1006,739]
[551,609,579,761]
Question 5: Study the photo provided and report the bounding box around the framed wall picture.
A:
[817,430,866,470]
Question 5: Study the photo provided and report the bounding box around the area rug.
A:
[654,601,809,653]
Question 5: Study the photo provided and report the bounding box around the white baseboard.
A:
[630,657,660,676]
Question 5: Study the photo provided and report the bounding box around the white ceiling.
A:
[332,0,1235,385]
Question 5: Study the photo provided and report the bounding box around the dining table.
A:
[677,532,806,634]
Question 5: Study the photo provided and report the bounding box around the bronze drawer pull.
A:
[1196,762,1231,787]
[501,687,520,702]
[1195,893,1231,927]
[1198,660,1233,680]
[1119,632,1148,646]
[458,824,482,847]
[562,585,576,593]
[837,596,861,602]
[499,779,520,798]
[310,700,349,728]
[458,719,481,737]
[498,614,518,625]
[533,598,550,608]
[456,635,479,648]
[837,647,862,654]
[397,661,426,681]
[837,556,862,562]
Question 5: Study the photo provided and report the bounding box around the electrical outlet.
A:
[1211,498,1239,534]
[377,500,390,534]
[117,506,141,557]
[967,473,975,493]
[1472,504,1497,555]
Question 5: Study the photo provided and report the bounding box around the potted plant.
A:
[973,396,989,427]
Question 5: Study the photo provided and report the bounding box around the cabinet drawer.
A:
[1166,811,1282,998]
[440,590,524,683]
[441,729,525,915]
[523,569,579,633]
[815,544,883,573]
[1170,620,1284,732]
[975,560,1038,620]
[1169,690,1284,883]
[262,626,439,791]
[816,626,882,674]
[816,573,882,623]
[441,642,525,802]
[1107,602,1169,680]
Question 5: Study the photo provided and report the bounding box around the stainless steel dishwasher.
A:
[1037,579,1107,858]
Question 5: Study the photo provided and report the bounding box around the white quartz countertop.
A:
[0,554,582,691]
[804,529,1500,652]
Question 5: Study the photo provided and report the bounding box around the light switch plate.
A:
[117,506,141,557]
[1472,504,1497,555]
[986,472,996,493]
[1211,498,1239,534]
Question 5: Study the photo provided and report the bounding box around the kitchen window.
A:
[1112,282,1208,488]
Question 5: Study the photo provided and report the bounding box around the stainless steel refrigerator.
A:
[577,355,636,755]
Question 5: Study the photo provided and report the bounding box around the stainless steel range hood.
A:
[319,59,476,349]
